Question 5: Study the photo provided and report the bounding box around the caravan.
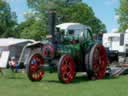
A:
[103,31,128,62]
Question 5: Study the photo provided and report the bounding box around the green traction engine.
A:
[26,11,108,83]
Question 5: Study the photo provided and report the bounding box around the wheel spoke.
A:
[58,55,75,83]
[91,45,108,79]
[28,54,44,81]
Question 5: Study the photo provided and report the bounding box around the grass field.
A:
[0,70,128,96]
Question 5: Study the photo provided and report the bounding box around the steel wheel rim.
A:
[92,45,108,79]
[29,54,44,81]
[60,55,75,83]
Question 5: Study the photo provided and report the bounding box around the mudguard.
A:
[18,42,44,66]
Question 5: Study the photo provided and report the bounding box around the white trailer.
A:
[103,32,128,63]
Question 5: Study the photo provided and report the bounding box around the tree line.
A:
[117,0,128,32]
[0,0,111,40]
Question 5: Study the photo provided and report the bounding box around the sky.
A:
[5,0,120,32]
[83,0,120,32]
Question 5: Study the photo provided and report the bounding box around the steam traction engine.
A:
[24,11,108,83]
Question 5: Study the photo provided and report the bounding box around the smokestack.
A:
[48,10,56,42]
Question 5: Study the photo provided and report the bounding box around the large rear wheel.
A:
[87,44,108,80]
[26,53,44,81]
[58,55,76,83]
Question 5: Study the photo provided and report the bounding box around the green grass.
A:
[0,70,128,96]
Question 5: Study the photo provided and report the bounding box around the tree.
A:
[21,0,106,40]
[57,3,106,33]
[0,0,17,37]
[117,0,128,32]
[18,18,46,40]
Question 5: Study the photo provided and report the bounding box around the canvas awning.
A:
[0,38,35,47]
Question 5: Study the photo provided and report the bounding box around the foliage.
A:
[19,0,106,40]
[0,0,17,37]
[17,18,46,40]
[59,3,106,33]
[117,0,128,32]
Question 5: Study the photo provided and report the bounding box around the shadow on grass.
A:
[41,74,121,84]
[73,76,89,83]
[42,75,90,84]
[104,74,121,80]
[1,70,123,84]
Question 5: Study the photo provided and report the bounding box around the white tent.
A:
[0,38,35,68]
[0,38,35,47]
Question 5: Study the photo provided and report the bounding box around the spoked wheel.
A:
[87,44,108,80]
[58,55,76,84]
[27,53,44,81]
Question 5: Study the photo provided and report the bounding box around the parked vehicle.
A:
[103,31,128,63]
[20,11,108,83]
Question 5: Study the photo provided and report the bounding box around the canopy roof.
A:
[0,38,34,47]
[56,23,90,30]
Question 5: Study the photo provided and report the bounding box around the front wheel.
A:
[26,53,44,81]
[57,55,76,84]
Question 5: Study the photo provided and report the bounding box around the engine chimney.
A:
[48,10,56,42]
